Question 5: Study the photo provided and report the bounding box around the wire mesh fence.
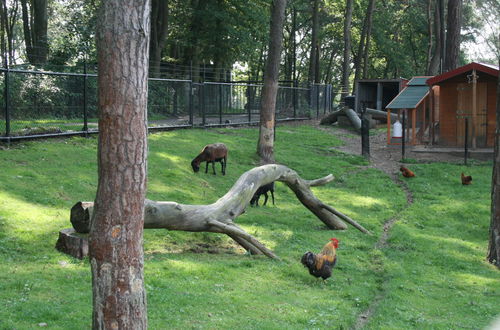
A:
[0,67,333,141]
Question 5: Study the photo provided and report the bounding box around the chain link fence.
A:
[0,67,333,141]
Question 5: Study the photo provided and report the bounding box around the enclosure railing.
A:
[0,67,333,141]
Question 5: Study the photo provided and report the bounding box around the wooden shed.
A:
[354,78,407,113]
[385,77,432,146]
[427,62,499,148]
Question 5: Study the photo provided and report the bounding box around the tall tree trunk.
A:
[352,1,369,94]
[32,0,47,63]
[185,0,206,82]
[20,0,47,65]
[308,0,319,84]
[341,0,353,100]
[488,58,500,269]
[427,0,442,75]
[314,44,321,83]
[324,45,336,84]
[443,0,462,72]
[361,0,376,79]
[91,0,151,328]
[150,0,169,78]
[257,0,287,164]
[425,0,433,72]
[1,0,18,65]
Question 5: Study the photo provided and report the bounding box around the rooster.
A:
[400,166,415,178]
[461,173,472,185]
[301,238,339,281]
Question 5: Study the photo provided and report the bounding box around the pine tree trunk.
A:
[361,0,376,79]
[341,0,353,100]
[488,59,500,268]
[352,2,369,94]
[91,1,151,328]
[257,0,287,164]
[20,0,47,65]
[427,0,442,75]
[443,0,462,72]
[308,0,319,84]
[150,0,169,78]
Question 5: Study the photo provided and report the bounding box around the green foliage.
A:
[0,125,497,329]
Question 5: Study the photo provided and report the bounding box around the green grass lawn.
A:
[0,125,498,329]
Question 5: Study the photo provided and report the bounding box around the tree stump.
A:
[55,228,89,259]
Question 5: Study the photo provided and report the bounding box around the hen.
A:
[301,238,339,281]
[461,173,472,185]
[400,166,415,178]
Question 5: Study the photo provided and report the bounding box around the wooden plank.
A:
[387,109,391,145]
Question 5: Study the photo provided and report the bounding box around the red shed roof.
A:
[426,62,499,85]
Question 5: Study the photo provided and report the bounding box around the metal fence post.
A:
[83,62,88,135]
[189,81,194,126]
[316,85,320,118]
[324,85,328,114]
[248,84,252,123]
[201,83,206,127]
[3,64,10,138]
[293,80,297,119]
[219,84,223,124]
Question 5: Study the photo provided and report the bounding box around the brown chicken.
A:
[461,173,472,185]
[301,238,339,280]
[400,166,415,178]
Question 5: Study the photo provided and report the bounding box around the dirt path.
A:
[316,125,428,329]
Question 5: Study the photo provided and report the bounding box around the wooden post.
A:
[471,69,478,149]
[387,109,391,145]
[402,110,406,159]
[422,98,426,142]
[411,108,416,145]
[430,87,434,144]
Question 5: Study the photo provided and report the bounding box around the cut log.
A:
[366,107,398,122]
[55,228,89,259]
[342,107,361,130]
[319,110,342,125]
[68,164,370,259]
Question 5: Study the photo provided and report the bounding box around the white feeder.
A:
[392,120,402,138]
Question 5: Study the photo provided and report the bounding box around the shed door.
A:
[456,82,487,147]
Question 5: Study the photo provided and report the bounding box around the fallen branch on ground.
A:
[69,164,371,259]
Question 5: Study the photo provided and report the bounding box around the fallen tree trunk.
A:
[342,107,362,130]
[319,110,342,125]
[366,107,398,122]
[70,164,370,259]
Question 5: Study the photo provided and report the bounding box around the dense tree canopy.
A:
[0,0,496,90]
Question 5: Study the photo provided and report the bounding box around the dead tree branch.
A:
[69,164,370,259]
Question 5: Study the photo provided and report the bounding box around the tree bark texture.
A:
[20,0,47,65]
[91,1,151,329]
[444,0,462,72]
[488,58,500,268]
[71,165,371,260]
[308,0,319,84]
[361,0,376,79]
[150,0,169,78]
[257,0,287,164]
[352,2,369,94]
[427,0,442,75]
[341,0,353,100]
[0,0,18,65]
